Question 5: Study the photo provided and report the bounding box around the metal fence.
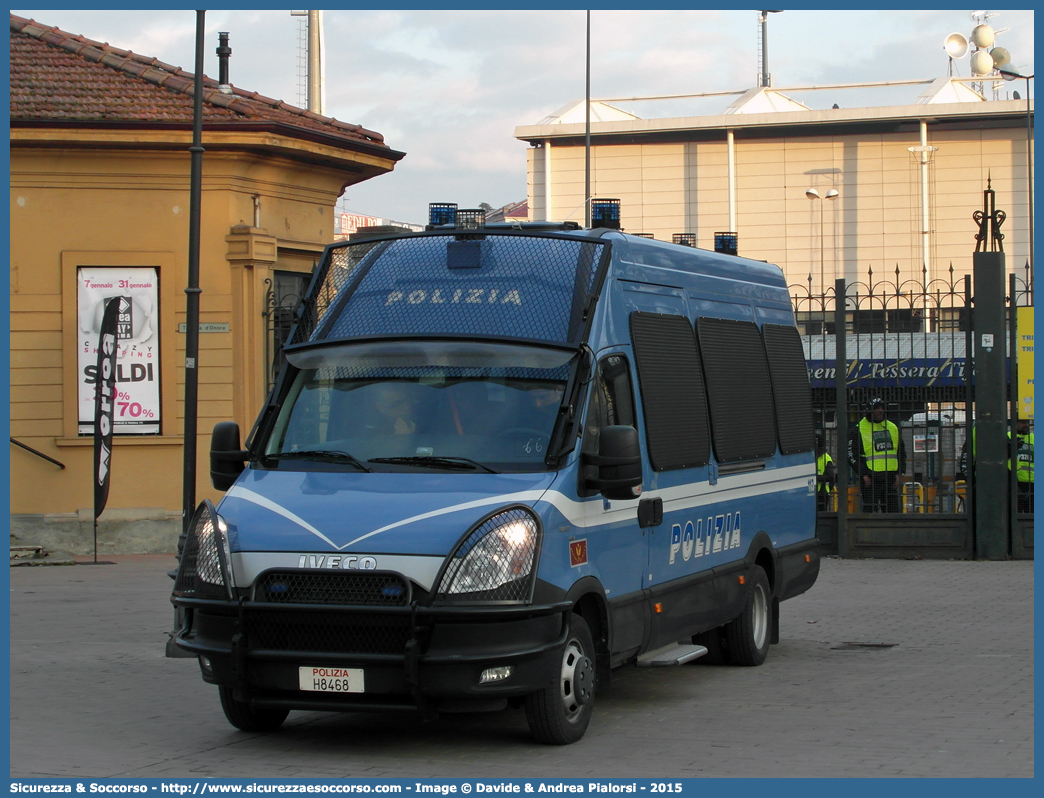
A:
[791,263,1032,518]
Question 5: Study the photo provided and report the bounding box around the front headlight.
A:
[435,506,541,603]
[172,499,235,601]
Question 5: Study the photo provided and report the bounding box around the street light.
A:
[807,187,839,294]
[1000,68,1034,270]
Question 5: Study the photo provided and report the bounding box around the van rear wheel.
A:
[218,685,289,732]
[725,565,771,666]
[525,614,595,745]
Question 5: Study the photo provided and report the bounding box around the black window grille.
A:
[762,324,815,455]
[629,312,710,471]
[288,232,608,349]
[696,317,777,462]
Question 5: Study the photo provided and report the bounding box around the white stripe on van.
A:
[225,463,813,551]
[536,463,816,525]
[339,490,550,548]
[224,484,551,551]
[224,486,341,548]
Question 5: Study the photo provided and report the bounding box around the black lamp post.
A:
[999,68,1034,271]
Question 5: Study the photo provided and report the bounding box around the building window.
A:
[266,270,311,389]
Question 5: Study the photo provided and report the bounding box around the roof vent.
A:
[216,32,232,90]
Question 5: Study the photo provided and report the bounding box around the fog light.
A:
[199,656,213,675]
[479,665,513,684]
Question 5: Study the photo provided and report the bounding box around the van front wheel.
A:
[218,685,289,732]
[525,614,595,745]
[725,565,771,666]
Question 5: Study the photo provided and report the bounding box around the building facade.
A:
[515,84,1033,294]
[9,15,404,552]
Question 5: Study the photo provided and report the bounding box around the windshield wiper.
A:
[267,449,370,472]
[368,456,499,474]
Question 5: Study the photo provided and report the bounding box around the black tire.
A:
[692,625,729,665]
[218,685,289,732]
[525,614,596,745]
[725,565,772,666]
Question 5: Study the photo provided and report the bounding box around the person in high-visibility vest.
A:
[848,397,906,513]
[962,420,1035,513]
[1012,418,1034,513]
[815,434,836,511]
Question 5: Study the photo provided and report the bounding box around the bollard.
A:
[902,481,926,514]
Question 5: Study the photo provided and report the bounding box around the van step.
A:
[637,643,708,667]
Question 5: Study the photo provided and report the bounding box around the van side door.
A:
[578,352,646,659]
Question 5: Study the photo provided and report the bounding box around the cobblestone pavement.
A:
[9,555,1033,778]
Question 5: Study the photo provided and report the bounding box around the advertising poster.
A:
[1017,305,1034,420]
[77,267,161,434]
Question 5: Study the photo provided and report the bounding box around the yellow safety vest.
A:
[1013,432,1034,483]
[816,452,833,492]
[859,418,899,472]
[969,428,1034,482]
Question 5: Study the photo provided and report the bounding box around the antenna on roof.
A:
[291,11,307,108]
[757,11,783,88]
[290,10,325,114]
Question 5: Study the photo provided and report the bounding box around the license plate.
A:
[298,666,364,693]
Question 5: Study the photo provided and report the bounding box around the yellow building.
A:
[9,15,404,553]
[515,83,1033,293]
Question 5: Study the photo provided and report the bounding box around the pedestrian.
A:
[1012,418,1034,513]
[848,398,906,513]
[957,419,1034,513]
[815,434,836,511]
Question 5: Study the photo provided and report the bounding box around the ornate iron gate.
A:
[263,271,311,391]
[791,262,1033,559]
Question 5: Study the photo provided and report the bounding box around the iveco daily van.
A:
[172,209,820,744]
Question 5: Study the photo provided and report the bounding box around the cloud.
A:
[14,8,1034,222]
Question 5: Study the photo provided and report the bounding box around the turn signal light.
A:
[654,603,662,613]
[805,554,811,562]
[738,575,746,585]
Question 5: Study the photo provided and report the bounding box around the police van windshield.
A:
[265,341,573,472]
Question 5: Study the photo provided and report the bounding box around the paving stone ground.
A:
[8,554,1033,778]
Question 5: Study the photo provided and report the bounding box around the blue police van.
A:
[171,204,820,744]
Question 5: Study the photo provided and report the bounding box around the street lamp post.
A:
[1000,69,1034,271]
[807,187,839,294]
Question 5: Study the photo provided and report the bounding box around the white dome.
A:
[971,24,995,48]
[970,50,995,75]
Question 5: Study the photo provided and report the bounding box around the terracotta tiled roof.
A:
[10,14,397,155]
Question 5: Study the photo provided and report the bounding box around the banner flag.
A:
[93,296,127,520]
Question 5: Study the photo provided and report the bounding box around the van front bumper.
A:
[172,595,572,714]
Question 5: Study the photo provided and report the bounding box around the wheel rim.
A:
[752,582,768,649]
[558,636,591,722]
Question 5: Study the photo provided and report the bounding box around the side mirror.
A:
[210,422,248,491]
[582,425,643,501]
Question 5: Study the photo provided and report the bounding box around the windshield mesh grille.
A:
[288,232,607,348]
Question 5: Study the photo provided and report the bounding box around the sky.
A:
[13,8,1035,227]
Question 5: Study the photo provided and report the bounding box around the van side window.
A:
[696,317,777,462]
[629,312,710,471]
[762,324,815,454]
[581,354,637,458]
